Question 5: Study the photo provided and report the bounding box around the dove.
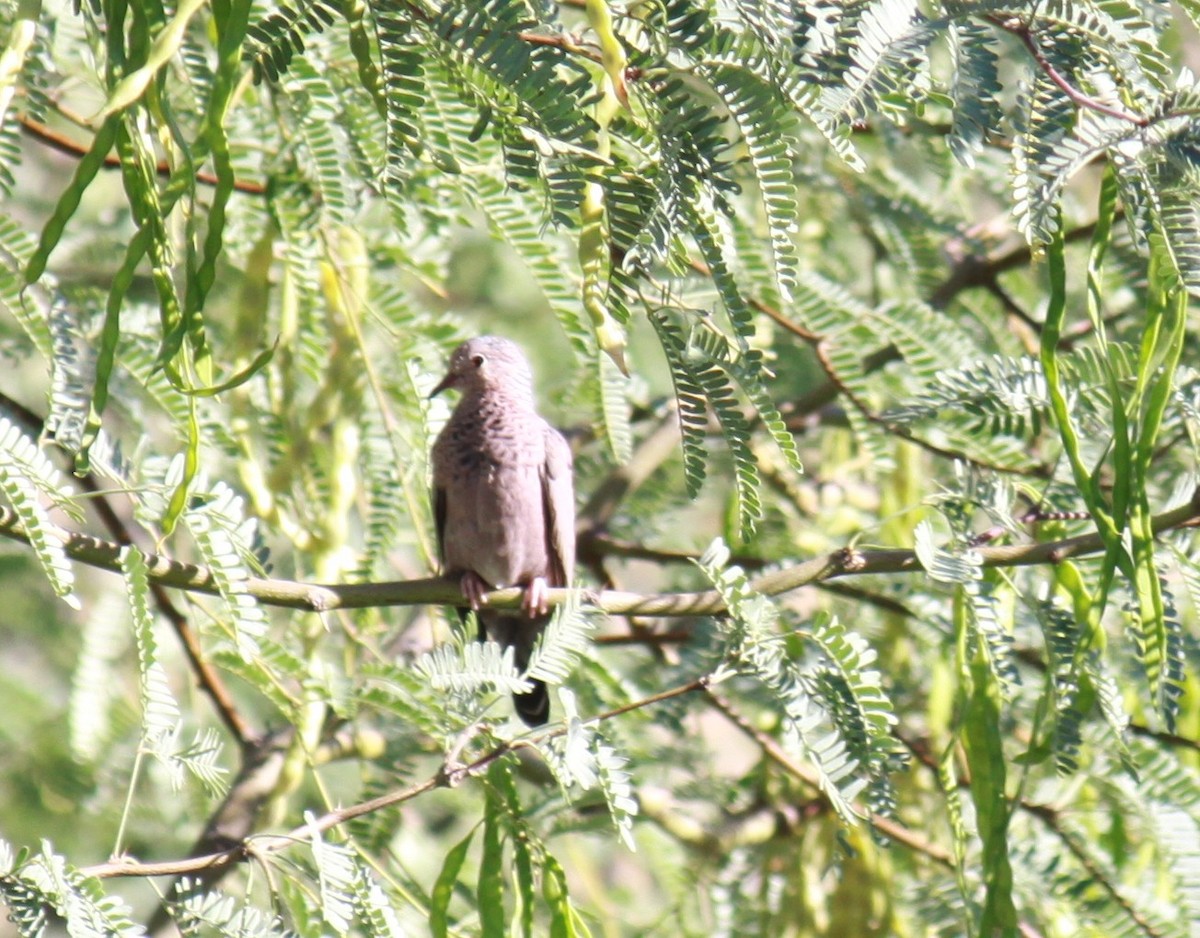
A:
[430,336,575,726]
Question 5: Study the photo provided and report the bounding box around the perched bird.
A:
[430,336,575,726]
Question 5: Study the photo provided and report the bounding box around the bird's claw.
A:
[460,571,491,610]
[522,577,549,617]
[464,572,550,616]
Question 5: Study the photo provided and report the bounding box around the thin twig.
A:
[781,218,1103,422]
[687,256,1054,477]
[996,18,1147,126]
[19,113,268,195]
[811,339,1054,478]
[1024,805,1163,936]
[82,677,710,881]
[142,728,294,934]
[901,729,1166,938]
[705,685,954,866]
[1129,723,1200,753]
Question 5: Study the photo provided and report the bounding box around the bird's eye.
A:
[471,355,485,368]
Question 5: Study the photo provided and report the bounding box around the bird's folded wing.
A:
[541,424,575,588]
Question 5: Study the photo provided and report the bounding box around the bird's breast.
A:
[433,395,556,588]
[439,462,548,588]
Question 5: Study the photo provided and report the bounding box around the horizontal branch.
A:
[19,113,268,195]
[3,486,1199,617]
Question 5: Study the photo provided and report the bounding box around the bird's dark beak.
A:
[429,372,456,398]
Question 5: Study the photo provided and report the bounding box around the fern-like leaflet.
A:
[0,416,78,608]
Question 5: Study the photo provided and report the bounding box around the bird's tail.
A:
[513,678,549,727]
[475,610,551,726]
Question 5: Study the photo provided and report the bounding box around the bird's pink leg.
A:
[522,576,549,617]
[460,571,491,610]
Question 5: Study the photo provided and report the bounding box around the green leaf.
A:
[415,640,529,698]
[648,308,709,498]
[124,545,182,756]
[594,735,638,851]
[0,417,78,608]
[526,591,594,686]
[430,829,475,938]
[958,587,1017,935]
[490,761,534,938]
[705,62,801,301]
[478,780,506,938]
[309,820,358,935]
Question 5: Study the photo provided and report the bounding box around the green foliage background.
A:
[0,0,1199,934]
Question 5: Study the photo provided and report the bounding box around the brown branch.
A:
[85,673,953,899]
[785,343,899,422]
[517,28,602,64]
[1129,723,1200,753]
[984,277,1043,354]
[995,18,1147,126]
[929,220,1102,309]
[639,786,829,854]
[83,765,443,881]
[19,112,267,195]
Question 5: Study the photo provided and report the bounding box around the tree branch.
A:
[19,112,268,195]
[82,672,953,888]
[4,488,1199,617]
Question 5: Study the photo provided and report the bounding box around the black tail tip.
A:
[514,679,549,727]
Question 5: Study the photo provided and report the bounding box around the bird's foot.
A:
[460,571,492,610]
[522,577,549,617]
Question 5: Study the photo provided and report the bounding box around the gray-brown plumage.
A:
[430,336,575,726]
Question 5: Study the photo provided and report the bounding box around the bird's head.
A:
[429,335,535,398]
